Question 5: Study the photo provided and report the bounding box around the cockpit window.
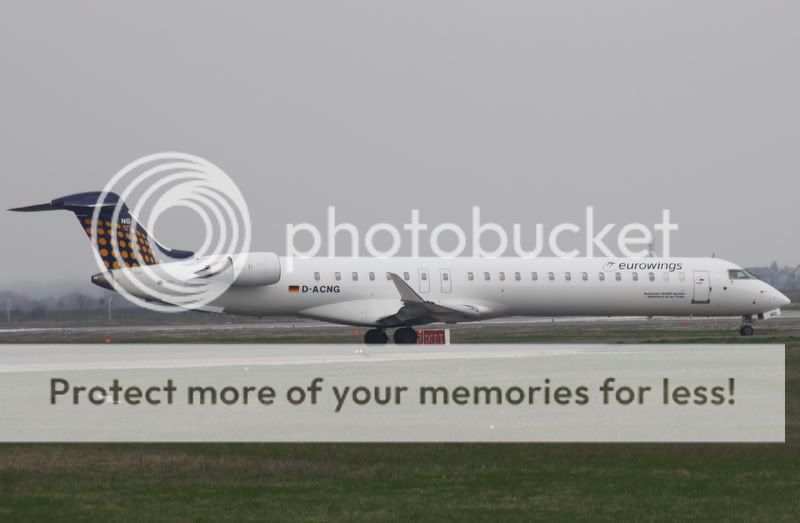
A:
[728,269,755,280]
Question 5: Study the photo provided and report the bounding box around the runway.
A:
[0,342,647,373]
[1,311,798,343]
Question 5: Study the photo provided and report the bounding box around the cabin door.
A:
[691,270,711,304]
[418,268,430,293]
[440,269,452,293]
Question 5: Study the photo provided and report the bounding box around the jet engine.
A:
[194,252,282,287]
[229,252,281,286]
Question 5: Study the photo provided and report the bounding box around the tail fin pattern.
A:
[11,191,193,270]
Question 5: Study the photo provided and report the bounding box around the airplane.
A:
[11,191,791,344]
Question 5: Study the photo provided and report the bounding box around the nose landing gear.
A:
[739,316,755,336]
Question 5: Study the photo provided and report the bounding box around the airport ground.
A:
[0,316,798,521]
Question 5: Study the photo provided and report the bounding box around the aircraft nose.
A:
[767,285,791,307]
[778,290,791,307]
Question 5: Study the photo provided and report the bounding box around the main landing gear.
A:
[364,328,389,344]
[739,315,755,336]
[393,327,419,344]
[363,327,419,344]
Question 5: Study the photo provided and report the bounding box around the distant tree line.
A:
[747,263,800,291]
[0,290,266,326]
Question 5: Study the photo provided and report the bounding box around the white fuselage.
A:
[149,256,789,327]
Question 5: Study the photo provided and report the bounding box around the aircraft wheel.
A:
[393,327,418,344]
[364,329,388,344]
[739,325,754,336]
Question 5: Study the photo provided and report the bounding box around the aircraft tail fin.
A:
[10,191,193,270]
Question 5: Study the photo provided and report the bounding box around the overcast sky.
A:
[0,1,797,291]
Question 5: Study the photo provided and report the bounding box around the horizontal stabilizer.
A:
[8,203,57,212]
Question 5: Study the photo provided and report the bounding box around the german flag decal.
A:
[288,285,300,293]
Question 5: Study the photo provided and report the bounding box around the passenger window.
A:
[421,272,427,281]
[352,272,358,281]
[443,272,449,281]
[314,272,320,281]
[515,272,521,281]
[369,272,375,281]
[582,272,588,281]
[632,272,639,281]
[599,272,605,281]
[499,272,505,281]
[649,272,655,281]
[548,272,555,281]
[468,272,474,281]
[403,272,410,281]
[679,272,685,281]
[565,272,572,281]
[532,272,538,281]
[335,272,341,281]
[484,272,490,281]
[615,272,621,281]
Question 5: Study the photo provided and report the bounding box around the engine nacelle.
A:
[230,252,281,287]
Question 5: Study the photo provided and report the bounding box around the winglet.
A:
[388,272,425,303]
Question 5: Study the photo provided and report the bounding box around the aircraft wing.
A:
[299,273,493,327]
[376,272,489,326]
